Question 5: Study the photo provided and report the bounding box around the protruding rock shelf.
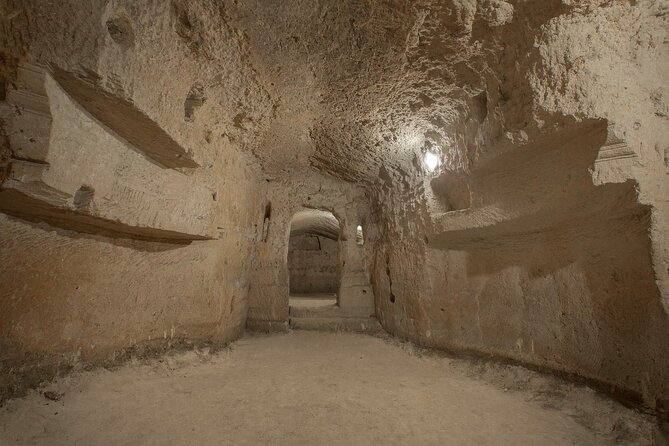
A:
[0,63,214,242]
[428,181,646,250]
[51,68,198,169]
[427,121,645,250]
[1,1,668,436]
[0,186,210,242]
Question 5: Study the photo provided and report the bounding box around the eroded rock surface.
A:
[0,0,668,423]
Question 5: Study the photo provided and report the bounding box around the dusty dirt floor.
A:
[0,331,657,445]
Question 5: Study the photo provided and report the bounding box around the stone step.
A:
[289,316,383,334]
[289,304,374,319]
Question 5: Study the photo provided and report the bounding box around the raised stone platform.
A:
[288,295,382,334]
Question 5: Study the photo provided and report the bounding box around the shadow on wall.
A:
[3,215,195,253]
[450,195,669,410]
[0,63,214,244]
[430,172,471,213]
[50,67,198,169]
[377,119,669,410]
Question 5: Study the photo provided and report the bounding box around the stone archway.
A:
[287,209,341,307]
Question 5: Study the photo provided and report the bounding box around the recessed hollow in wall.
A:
[356,225,364,245]
[385,260,395,304]
[261,201,271,242]
[172,0,204,54]
[430,172,471,212]
[184,83,205,122]
[472,90,488,123]
[106,15,135,49]
[73,185,94,210]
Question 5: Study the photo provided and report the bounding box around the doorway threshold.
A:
[289,293,337,308]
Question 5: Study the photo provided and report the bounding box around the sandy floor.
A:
[0,331,655,445]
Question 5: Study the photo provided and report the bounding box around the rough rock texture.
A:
[0,0,265,400]
[0,64,216,241]
[246,173,373,332]
[365,0,669,413]
[288,234,339,295]
[0,0,667,424]
[0,332,659,446]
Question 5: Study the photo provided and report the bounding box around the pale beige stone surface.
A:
[0,0,668,433]
[0,332,657,446]
[288,234,339,294]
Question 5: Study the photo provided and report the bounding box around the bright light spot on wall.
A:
[424,151,440,172]
[356,225,364,246]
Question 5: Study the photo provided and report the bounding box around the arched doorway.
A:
[288,209,340,309]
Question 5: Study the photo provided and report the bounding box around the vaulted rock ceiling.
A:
[0,0,571,186]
